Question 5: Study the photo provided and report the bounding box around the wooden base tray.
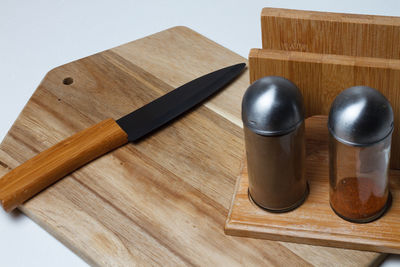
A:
[225,115,400,254]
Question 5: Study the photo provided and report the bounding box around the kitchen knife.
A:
[0,63,246,212]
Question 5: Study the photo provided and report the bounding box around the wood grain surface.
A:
[249,48,400,169]
[0,26,384,266]
[226,116,400,254]
[261,8,400,59]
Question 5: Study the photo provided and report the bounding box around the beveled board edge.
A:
[225,164,400,255]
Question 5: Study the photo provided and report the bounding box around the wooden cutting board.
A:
[0,26,386,266]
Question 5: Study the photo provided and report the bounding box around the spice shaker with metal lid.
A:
[328,86,394,223]
[242,76,308,212]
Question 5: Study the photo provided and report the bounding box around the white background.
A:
[1,0,400,266]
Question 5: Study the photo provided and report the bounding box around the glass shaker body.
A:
[329,133,391,223]
[328,86,394,223]
[245,122,307,211]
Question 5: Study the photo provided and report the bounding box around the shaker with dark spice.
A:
[242,76,308,212]
[328,86,393,223]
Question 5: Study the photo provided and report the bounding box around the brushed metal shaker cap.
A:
[242,76,304,136]
[328,86,394,146]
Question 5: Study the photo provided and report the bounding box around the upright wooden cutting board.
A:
[0,27,385,266]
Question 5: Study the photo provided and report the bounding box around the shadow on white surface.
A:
[9,208,23,221]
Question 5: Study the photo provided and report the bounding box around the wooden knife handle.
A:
[0,118,128,212]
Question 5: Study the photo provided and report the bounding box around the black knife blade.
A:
[117,63,246,141]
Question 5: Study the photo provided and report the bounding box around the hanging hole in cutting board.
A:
[63,77,73,85]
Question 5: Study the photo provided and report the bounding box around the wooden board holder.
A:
[225,116,400,254]
[255,8,400,169]
[225,8,400,253]
[261,8,400,59]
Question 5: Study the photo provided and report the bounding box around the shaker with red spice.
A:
[328,86,394,223]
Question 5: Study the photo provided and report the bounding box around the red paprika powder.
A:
[328,86,393,223]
